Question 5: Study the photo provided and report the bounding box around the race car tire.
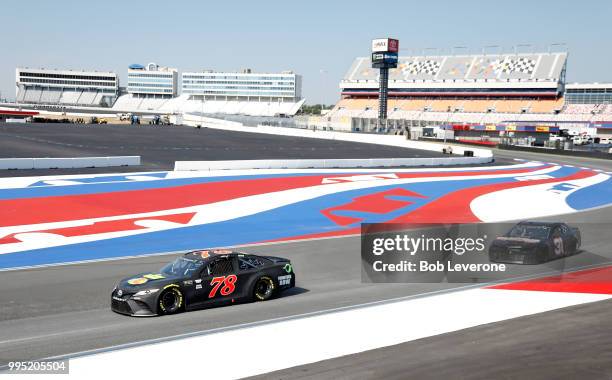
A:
[158,286,183,315]
[253,276,275,301]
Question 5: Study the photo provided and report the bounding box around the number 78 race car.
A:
[111,250,295,316]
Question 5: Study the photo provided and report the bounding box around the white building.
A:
[176,69,303,116]
[127,63,178,98]
[182,69,301,102]
[15,68,119,107]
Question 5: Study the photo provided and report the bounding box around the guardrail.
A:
[0,156,141,170]
[175,156,492,171]
[498,144,612,159]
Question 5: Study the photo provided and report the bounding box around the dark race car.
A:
[489,221,581,264]
[111,249,295,316]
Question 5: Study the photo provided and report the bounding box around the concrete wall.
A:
[175,156,492,171]
[180,118,494,164]
[0,156,140,170]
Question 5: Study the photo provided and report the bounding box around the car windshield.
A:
[160,257,204,277]
[507,225,550,240]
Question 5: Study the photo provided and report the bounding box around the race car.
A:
[489,221,581,264]
[111,249,295,316]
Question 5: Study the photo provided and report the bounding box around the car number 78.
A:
[208,275,237,298]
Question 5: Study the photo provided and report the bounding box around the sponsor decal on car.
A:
[283,263,293,273]
[278,274,292,286]
[127,277,148,285]
[127,273,165,285]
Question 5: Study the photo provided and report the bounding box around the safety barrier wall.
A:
[175,156,491,171]
[181,118,493,159]
[0,156,141,170]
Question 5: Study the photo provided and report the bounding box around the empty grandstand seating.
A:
[24,89,42,103]
[111,94,304,117]
[16,87,113,107]
[59,90,82,104]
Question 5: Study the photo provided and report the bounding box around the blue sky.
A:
[1,0,610,104]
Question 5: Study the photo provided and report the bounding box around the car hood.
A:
[117,272,183,291]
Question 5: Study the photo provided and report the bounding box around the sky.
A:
[1,0,611,104]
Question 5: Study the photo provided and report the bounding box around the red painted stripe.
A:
[489,265,612,295]
[321,188,426,226]
[259,169,594,244]
[0,166,547,228]
[0,212,196,245]
[389,170,595,224]
[0,109,39,116]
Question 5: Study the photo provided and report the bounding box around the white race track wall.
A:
[0,156,141,170]
[174,156,491,171]
[180,115,493,168]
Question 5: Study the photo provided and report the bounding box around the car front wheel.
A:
[158,286,183,315]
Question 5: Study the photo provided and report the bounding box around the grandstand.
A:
[15,68,119,107]
[325,51,612,131]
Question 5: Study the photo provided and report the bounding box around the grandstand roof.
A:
[341,52,567,91]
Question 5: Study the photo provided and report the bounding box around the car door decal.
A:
[208,275,237,298]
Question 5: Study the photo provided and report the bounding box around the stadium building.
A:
[178,69,303,116]
[112,63,178,111]
[109,66,303,116]
[324,51,612,136]
[127,63,178,98]
[15,68,119,107]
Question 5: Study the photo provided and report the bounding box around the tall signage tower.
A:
[371,38,399,122]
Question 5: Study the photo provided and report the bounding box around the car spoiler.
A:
[264,256,290,263]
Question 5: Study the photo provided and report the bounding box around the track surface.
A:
[251,299,612,380]
[0,205,611,366]
[0,129,611,377]
[0,123,446,176]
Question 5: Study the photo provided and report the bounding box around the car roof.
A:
[183,249,247,261]
[516,221,561,227]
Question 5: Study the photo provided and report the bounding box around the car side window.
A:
[239,258,256,271]
[208,258,234,276]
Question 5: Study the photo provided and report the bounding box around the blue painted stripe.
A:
[0,172,363,200]
[566,176,612,210]
[0,175,541,269]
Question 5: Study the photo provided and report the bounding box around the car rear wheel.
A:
[253,276,275,301]
[158,287,183,315]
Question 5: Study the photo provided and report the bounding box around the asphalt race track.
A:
[0,126,611,378]
[0,205,611,369]
[251,299,612,380]
[249,206,612,380]
[0,123,447,176]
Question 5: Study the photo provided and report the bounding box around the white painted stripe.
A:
[471,173,609,222]
[0,162,547,189]
[63,288,611,379]
[0,165,564,255]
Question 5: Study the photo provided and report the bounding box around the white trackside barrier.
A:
[0,156,141,170]
[180,118,493,160]
[174,156,491,171]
